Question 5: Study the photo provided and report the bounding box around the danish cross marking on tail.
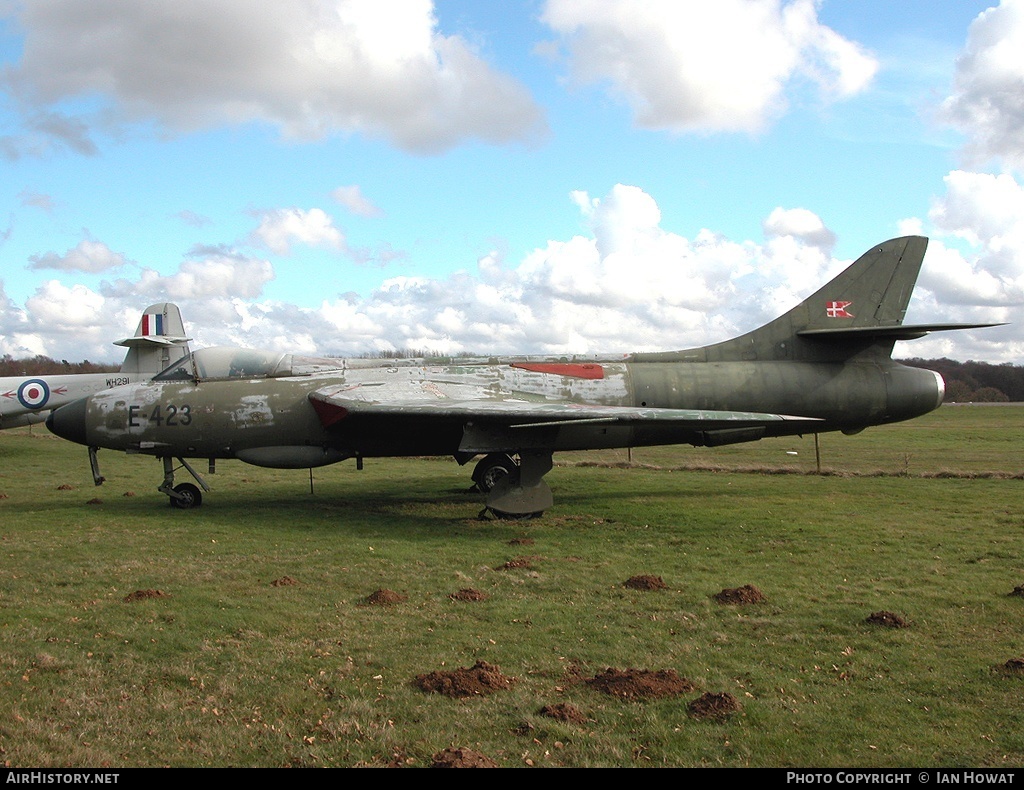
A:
[826,301,854,319]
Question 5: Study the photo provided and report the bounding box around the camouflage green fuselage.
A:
[65,357,942,468]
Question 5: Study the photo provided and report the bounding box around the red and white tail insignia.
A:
[826,300,854,319]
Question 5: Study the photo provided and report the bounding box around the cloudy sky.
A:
[1,0,1022,364]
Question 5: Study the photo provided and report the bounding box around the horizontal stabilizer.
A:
[114,334,192,348]
[797,322,1006,342]
[116,303,192,376]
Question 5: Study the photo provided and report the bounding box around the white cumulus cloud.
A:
[939,0,1024,172]
[2,0,545,154]
[6,183,1020,364]
[540,0,877,133]
[250,208,345,256]
[331,185,383,218]
[28,239,131,272]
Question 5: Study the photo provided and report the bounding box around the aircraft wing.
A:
[308,381,821,453]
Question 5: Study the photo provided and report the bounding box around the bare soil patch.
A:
[866,610,910,627]
[414,660,516,698]
[123,589,169,603]
[496,556,537,570]
[431,747,498,768]
[1000,657,1024,673]
[688,691,741,720]
[713,584,766,604]
[624,574,667,591]
[539,702,588,725]
[271,576,298,587]
[364,588,407,606]
[450,588,488,602]
[508,537,535,546]
[585,668,696,699]
[1009,585,1024,598]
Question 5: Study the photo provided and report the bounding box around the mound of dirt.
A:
[431,747,498,768]
[450,588,488,602]
[414,660,516,698]
[866,610,909,628]
[713,584,765,604]
[1001,657,1024,672]
[539,702,588,725]
[365,589,407,606]
[585,668,696,699]
[508,537,535,546]
[271,576,298,587]
[624,575,667,591]
[57,484,73,490]
[123,589,169,603]
[1009,585,1024,598]
[688,691,741,720]
[496,557,536,570]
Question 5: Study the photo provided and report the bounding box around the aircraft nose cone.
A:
[46,397,89,446]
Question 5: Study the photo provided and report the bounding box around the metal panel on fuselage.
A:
[83,377,332,458]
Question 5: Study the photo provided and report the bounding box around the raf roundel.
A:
[17,379,50,410]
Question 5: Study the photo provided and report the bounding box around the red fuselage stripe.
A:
[510,362,605,380]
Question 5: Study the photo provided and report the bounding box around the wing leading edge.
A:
[308,386,821,432]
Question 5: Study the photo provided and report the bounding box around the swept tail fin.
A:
[115,303,192,375]
[641,236,1000,364]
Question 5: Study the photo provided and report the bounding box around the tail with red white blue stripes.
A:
[115,303,192,375]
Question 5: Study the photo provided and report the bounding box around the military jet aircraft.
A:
[47,236,997,516]
[1,303,191,430]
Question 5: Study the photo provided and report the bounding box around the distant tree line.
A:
[0,354,119,377]
[900,358,1024,402]
[2,352,1021,402]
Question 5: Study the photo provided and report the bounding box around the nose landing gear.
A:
[158,457,211,509]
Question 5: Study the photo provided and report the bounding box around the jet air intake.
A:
[46,397,89,446]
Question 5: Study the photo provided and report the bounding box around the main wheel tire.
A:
[472,453,518,493]
[489,508,544,520]
[170,482,202,509]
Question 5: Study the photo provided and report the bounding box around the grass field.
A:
[1,405,1023,768]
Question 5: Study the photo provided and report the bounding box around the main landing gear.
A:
[471,451,553,519]
[158,456,211,509]
[471,452,517,493]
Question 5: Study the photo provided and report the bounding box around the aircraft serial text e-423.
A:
[46,237,1000,518]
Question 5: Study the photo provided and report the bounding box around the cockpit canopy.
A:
[154,347,345,382]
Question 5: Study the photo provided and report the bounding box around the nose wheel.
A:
[158,457,211,508]
[170,483,202,509]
